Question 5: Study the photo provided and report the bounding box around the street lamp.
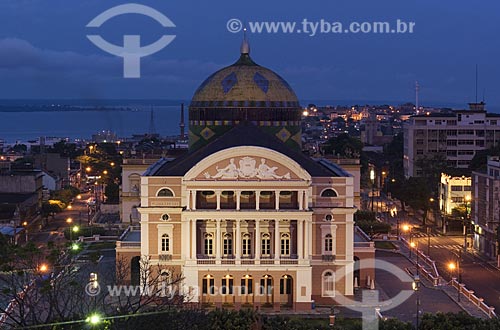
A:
[448,260,461,302]
[86,313,102,326]
[403,225,414,257]
[412,274,421,328]
[370,169,375,212]
[38,263,48,273]
[464,195,471,252]
[22,221,28,242]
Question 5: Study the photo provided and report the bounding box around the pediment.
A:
[184,146,311,181]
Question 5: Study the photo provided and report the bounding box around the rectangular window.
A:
[242,237,251,256]
[202,278,215,294]
[221,278,233,294]
[162,239,169,252]
[280,237,290,255]
[261,237,271,255]
[451,185,463,191]
[280,278,292,294]
[324,237,333,252]
[204,238,213,255]
[223,237,232,255]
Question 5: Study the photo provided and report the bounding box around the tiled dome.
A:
[188,38,302,151]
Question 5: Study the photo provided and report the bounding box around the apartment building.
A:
[403,103,500,177]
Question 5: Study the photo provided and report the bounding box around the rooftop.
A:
[149,124,346,178]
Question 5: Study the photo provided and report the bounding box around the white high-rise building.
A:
[404,103,500,177]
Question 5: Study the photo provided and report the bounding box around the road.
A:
[28,192,92,246]
[366,191,500,315]
[413,234,500,313]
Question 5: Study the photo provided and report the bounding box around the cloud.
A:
[0,38,223,99]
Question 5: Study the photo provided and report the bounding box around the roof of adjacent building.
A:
[0,193,37,204]
[148,124,348,178]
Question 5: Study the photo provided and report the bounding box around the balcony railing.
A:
[159,254,172,261]
[116,241,141,249]
[322,254,336,262]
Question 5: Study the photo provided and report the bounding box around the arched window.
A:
[157,188,174,197]
[261,233,271,256]
[324,234,333,252]
[222,274,234,295]
[321,189,338,197]
[161,234,170,252]
[322,271,335,297]
[204,233,213,255]
[240,274,253,294]
[280,233,290,256]
[223,233,232,256]
[242,233,251,256]
[202,274,214,294]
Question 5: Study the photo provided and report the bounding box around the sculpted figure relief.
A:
[204,157,290,179]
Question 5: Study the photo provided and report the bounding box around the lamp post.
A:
[370,169,375,213]
[412,273,420,329]
[448,258,461,302]
[464,195,471,252]
[22,221,28,242]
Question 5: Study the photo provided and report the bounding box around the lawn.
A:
[374,241,397,250]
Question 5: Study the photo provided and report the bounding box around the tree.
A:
[105,182,119,204]
[323,133,363,159]
[419,312,500,330]
[41,201,63,221]
[469,146,500,172]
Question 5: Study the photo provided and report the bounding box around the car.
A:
[89,272,98,288]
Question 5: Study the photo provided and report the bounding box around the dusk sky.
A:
[1,0,499,109]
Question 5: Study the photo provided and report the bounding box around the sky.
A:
[0,0,499,109]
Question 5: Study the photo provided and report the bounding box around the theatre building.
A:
[116,39,374,311]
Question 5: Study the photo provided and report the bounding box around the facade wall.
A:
[118,146,372,310]
[403,111,500,177]
[472,157,500,259]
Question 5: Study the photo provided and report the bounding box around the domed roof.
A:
[190,41,299,108]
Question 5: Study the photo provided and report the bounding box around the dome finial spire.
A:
[240,27,250,55]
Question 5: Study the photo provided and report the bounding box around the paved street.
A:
[28,192,91,246]
[374,250,463,322]
[413,235,500,313]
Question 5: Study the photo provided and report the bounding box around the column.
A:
[304,220,309,258]
[298,191,303,210]
[274,219,280,261]
[216,191,221,210]
[191,190,197,210]
[181,219,189,260]
[235,219,241,263]
[307,220,312,258]
[303,190,308,210]
[216,219,221,262]
[256,191,260,210]
[186,190,191,210]
[236,191,241,210]
[275,191,280,210]
[255,220,261,262]
[191,219,197,259]
[297,220,304,260]
[331,224,338,256]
